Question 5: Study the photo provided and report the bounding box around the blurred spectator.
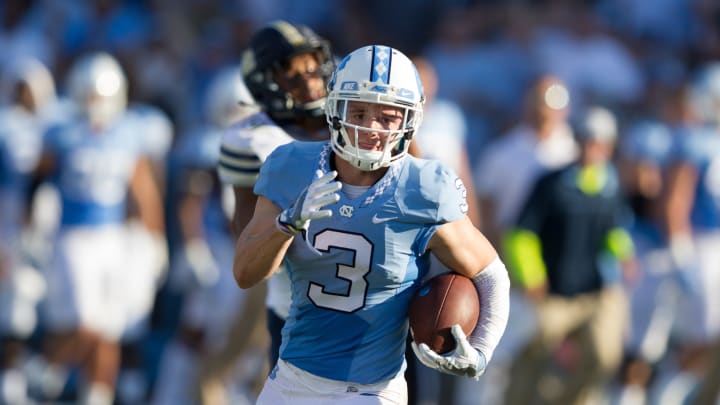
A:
[474,75,577,246]
[470,74,578,404]
[504,106,634,405]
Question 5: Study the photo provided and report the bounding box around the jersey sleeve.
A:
[218,125,263,187]
[398,159,469,223]
[396,159,469,255]
[217,114,294,187]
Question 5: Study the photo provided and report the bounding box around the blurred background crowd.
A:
[1,0,720,404]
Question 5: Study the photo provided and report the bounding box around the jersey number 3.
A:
[308,229,371,313]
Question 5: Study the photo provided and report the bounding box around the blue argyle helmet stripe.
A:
[369,45,392,84]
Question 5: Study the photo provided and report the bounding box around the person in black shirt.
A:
[503,106,636,405]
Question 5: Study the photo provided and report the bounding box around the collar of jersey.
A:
[315,142,400,208]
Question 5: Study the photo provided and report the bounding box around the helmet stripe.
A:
[370,45,392,84]
[272,20,306,46]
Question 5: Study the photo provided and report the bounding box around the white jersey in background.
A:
[219,111,296,319]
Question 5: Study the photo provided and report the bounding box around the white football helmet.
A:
[204,66,259,128]
[326,45,424,171]
[66,52,127,127]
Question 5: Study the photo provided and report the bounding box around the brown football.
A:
[408,272,479,354]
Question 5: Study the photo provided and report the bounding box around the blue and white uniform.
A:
[256,142,467,384]
[42,116,148,340]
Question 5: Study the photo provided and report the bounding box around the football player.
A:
[35,52,165,405]
[234,45,510,404]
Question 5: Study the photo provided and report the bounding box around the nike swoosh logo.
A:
[372,214,397,224]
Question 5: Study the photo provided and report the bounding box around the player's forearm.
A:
[468,257,510,363]
[233,221,292,289]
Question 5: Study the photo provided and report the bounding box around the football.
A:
[408,272,480,354]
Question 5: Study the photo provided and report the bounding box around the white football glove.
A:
[411,324,487,380]
[277,170,341,235]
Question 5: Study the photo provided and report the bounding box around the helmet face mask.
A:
[241,21,334,121]
[326,45,424,171]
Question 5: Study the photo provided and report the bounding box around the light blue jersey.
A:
[672,125,720,230]
[44,117,145,226]
[255,142,468,384]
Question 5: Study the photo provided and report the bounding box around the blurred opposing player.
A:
[35,52,165,405]
[0,57,58,405]
[217,20,335,374]
[152,66,264,405]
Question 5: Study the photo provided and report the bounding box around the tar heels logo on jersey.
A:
[339,205,354,218]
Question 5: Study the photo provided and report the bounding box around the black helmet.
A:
[241,20,334,121]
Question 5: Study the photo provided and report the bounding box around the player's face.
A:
[275,52,326,104]
[345,101,405,151]
[581,138,614,166]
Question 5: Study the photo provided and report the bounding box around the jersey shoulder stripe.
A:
[218,112,293,186]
